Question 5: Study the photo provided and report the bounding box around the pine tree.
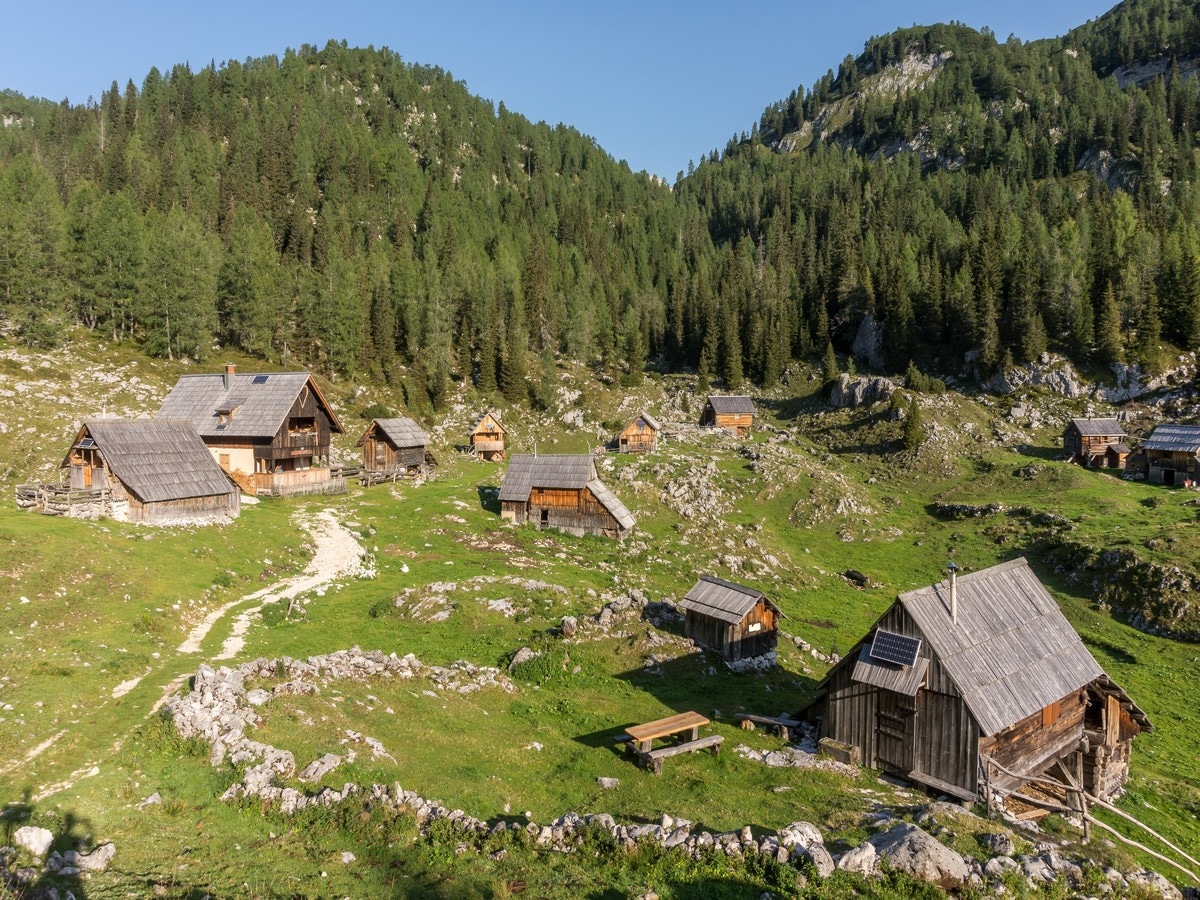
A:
[1096,282,1124,365]
[903,396,924,451]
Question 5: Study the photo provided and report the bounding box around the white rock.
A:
[13,825,54,857]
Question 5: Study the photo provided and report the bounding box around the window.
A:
[1041,700,1061,727]
[747,622,762,633]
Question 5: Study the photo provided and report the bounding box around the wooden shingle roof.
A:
[158,371,343,439]
[64,419,235,503]
[360,417,428,449]
[1067,417,1125,437]
[1142,423,1200,453]
[585,478,636,531]
[706,395,755,415]
[498,454,596,502]
[632,411,661,431]
[681,575,781,625]
[470,410,506,434]
[899,558,1104,736]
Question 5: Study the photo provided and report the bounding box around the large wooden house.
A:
[700,396,755,437]
[1135,424,1200,485]
[803,558,1150,804]
[469,411,507,461]
[616,412,660,453]
[1062,418,1127,467]
[358,417,430,477]
[681,575,782,662]
[53,419,239,524]
[498,454,635,539]
[158,366,345,497]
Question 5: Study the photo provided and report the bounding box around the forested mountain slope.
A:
[3,0,1200,398]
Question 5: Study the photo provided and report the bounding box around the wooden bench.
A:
[644,734,724,775]
[734,713,802,741]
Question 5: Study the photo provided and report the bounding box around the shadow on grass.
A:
[1,788,94,898]
[477,485,500,515]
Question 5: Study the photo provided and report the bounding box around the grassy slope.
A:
[0,334,1197,897]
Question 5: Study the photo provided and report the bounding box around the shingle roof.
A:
[706,395,756,415]
[586,478,636,531]
[631,411,661,431]
[1068,417,1125,437]
[851,646,930,696]
[899,558,1104,736]
[64,419,235,503]
[470,410,506,434]
[158,372,343,439]
[1142,424,1200,453]
[680,575,781,625]
[498,454,596,502]
[361,417,428,449]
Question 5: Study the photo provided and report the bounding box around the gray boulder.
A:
[13,826,53,858]
[829,374,895,408]
[869,822,970,890]
[836,840,877,876]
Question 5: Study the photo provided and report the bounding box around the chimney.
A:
[947,562,960,624]
[223,363,236,391]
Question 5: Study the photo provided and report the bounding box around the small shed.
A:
[1104,442,1130,470]
[58,419,239,524]
[1141,423,1200,485]
[498,454,634,539]
[358,417,430,476]
[617,412,660,453]
[1062,418,1126,467]
[701,396,755,437]
[470,411,507,461]
[681,575,782,662]
[802,558,1151,803]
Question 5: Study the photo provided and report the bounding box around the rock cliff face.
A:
[985,353,1197,402]
[829,373,895,408]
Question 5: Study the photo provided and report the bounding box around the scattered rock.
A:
[13,826,53,858]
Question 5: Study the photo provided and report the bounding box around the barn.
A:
[358,417,430,477]
[700,396,755,437]
[470,411,507,461]
[1062,417,1127,467]
[1139,423,1200,485]
[56,418,239,524]
[158,366,345,497]
[616,412,660,453]
[803,558,1151,804]
[498,454,634,539]
[680,575,782,662]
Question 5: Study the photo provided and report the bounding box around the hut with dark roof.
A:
[158,365,345,497]
[1137,423,1200,485]
[802,558,1151,803]
[498,454,634,539]
[700,396,755,437]
[616,412,660,453]
[358,417,431,477]
[1062,417,1127,467]
[56,419,238,524]
[469,411,507,461]
[681,575,782,662]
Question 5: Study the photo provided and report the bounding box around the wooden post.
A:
[1076,751,1090,843]
[984,758,993,818]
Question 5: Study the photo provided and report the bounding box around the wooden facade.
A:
[50,419,239,525]
[1140,424,1200,485]
[700,396,755,437]
[498,454,635,539]
[358,417,429,476]
[681,575,782,662]
[804,559,1151,803]
[158,367,346,497]
[1062,418,1127,467]
[617,412,660,453]
[470,411,507,461]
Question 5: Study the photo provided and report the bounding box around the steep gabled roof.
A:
[1067,417,1126,438]
[586,478,636,531]
[158,372,344,439]
[360,417,428,449]
[470,410,506,434]
[1143,423,1200,453]
[63,419,235,503]
[630,411,661,431]
[899,558,1104,736]
[680,575,781,625]
[498,454,597,502]
[706,395,756,415]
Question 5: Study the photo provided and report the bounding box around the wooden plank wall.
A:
[978,691,1086,790]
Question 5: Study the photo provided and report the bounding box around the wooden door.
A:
[875,692,916,775]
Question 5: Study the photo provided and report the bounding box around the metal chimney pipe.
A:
[223,363,235,391]
[948,562,959,624]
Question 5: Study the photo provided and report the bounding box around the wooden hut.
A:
[498,454,634,539]
[158,366,345,497]
[617,412,660,453]
[802,558,1151,803]
[1062,418,1127,467]
[700,396,755,437]
[680,575,782,662]
[1140,424,1200,485]
[1104,442,1130,470]
[54,419,239,524]
[358,417,430,477]
[470,411,507,461]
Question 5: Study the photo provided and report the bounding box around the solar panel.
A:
[253,375,270,384]
[870,629,922,667]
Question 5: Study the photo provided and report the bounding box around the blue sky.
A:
[3,1,1118,180]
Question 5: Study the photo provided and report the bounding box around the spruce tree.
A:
[903,396,924,451]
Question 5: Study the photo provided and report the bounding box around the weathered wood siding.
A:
[978,690,1086,791]
[505,486,624,536]
[364,439,424,472]
[262,387,335,470]
[618,420,657,453]
[1146,449,1200,484]
[129,492,239,524]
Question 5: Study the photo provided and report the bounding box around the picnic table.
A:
[622,711,723,775]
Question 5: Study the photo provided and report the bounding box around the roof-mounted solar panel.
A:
[870,629,922,668]
[252,375,269,384]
